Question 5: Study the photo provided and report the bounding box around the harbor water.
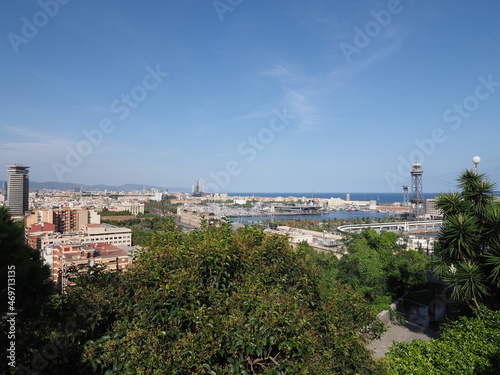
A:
[229,210,394,226]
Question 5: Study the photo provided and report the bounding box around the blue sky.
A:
[1,0,499,193]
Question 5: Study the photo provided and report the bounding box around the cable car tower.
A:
[403,185,409,207]
[410,162,424,218]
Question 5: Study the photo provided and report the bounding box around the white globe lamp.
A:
[472,156,481,174]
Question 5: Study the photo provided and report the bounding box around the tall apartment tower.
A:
[410,162,424,218]
[192,178,205,197]
[197,178,205,194]
[7,164,30,216]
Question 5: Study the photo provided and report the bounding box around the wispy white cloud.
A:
[2,124,55,141]
[261,65,289,77]
[284,88,323,133]
[226,107,271,123]
[256,62,326,133]
[0,140,68,170]
[259,62,315,86]
[329,37,404,81]
[110,146,182,159]
[84,104,114,113]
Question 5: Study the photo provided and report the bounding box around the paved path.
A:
[367,322,440,358]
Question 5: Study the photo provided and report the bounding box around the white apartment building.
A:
[109,202,145,215]
[425,199,443,220]
[37,223,132,249]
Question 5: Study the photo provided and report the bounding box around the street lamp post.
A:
[472,156,481,175]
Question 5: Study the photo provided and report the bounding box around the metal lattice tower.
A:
[403,185,409,207]
[410,162,424,218]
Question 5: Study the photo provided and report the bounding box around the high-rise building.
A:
[7,164,29,216]
[192,178,205,197]
[197,178,204,194]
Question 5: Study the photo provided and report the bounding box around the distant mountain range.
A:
[0,181,189,193]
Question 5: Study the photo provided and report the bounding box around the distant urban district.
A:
[2,162,500,374]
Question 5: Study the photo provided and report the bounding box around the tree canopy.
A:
[435,170,500,309]
[0,206,51,315]
[0,207,52,374]
[9,218,389,374]
[338,230,430,312]
[82,220,386,373]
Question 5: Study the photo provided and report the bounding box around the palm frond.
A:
[442,260,489,304]
[435,191,466,218]
[458,170,495,220]
[438,213,479,261]
[483,237,500,288]
[483,203,500,241]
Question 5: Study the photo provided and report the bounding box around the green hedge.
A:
[387,308,500,374]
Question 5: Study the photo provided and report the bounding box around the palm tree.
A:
[435,170,500,309]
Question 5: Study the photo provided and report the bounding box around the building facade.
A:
[42,242,130,290]
[178,207,219,228]
[26,207,101,233]
[29,223,132,250]
[7,164,29,216]
[108,202,145,215]
[85,223,132,245]
[425,198,443,220]
[27,222,57,249]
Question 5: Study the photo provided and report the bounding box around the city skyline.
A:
[1,1,500,193]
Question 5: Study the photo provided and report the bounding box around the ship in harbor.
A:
[267,203,327,215]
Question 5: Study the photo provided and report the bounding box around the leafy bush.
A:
[386,308,500,374]
[338,230,430,312]
[99,210,132,216]
[80,220,387,374]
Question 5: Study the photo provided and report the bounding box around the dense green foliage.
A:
[435,170,500,309]
[0,207,52,315]
[0,207,52,374]
[8,267,121,374]
[386,170,500,373]
[81,220,386,374]
[99,210,133,216]
[145,197,180,215]
[101,216,175,246]
[386,308,500,374]
[338,230,430,312]
[8,219,390,374]
[295,242,340,289]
